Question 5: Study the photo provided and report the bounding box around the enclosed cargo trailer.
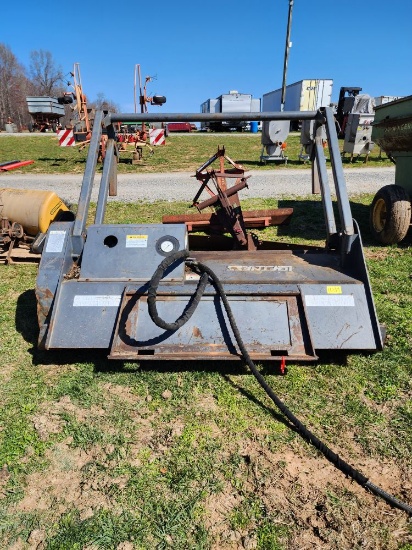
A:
[263,80,333,112]
[263,79,333,130]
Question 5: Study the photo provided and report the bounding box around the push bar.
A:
[104,111,320,125]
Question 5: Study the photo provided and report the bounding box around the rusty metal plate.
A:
[110,293,316,361]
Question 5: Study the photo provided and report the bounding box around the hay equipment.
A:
[370,95,412,243]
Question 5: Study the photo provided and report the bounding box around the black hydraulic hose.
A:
[147,251,412,516]
[147,250,209,331]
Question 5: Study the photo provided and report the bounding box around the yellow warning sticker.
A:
[326,285,342,294]
[126,234,148,248]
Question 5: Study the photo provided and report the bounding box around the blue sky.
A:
[2,0,411,113]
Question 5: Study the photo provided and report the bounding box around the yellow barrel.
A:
[0,188,70,235]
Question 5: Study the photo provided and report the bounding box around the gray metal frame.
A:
[71,108,355,258]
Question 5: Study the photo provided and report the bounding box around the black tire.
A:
[370,185,411,244]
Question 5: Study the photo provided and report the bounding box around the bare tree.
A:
[90,92,119,113]
[29,49,63,96]
[0,43,30,130]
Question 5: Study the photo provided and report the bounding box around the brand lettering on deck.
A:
[227,265,293,272]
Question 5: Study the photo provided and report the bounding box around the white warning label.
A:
[126,234,148,248]
[45,230,66,253]
[305,295,355,307]
[73,295,121,307]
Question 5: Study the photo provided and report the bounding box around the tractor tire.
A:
[370,185,411,244]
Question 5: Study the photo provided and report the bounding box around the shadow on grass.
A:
[236,158,307,168]
[38,157,87,164]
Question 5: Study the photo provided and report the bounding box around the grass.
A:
[0,133,393,174]
[0,195,411,549]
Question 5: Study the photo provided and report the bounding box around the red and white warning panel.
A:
[57,129,75,147]
[149,129,165,146]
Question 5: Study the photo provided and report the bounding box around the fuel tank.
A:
[0,188,70,235]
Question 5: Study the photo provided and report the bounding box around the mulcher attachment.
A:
[35,108,383,361]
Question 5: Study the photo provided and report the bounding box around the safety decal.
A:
[126,234,148,248]
[305,295,355,307]
[73,295,121,307]
[326,286,342,294]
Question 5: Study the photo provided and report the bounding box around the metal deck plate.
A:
[110,291,316,361]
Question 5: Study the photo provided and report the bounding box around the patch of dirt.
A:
[204,478,244,549]
[206,440,412,549]
[127,415,156,466]
[0,463,11,498]
[20,390,163,522]
[364,249,390,261]
[53,395,106,421]
[8,537,25,550]
[101,382,142,405]
[30,395,107,441]
[0,364,16,386]
[31,413,64,441]
[197,394,218,412]
[15,441,110,517]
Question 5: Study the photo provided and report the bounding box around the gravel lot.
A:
[0,167,395,204]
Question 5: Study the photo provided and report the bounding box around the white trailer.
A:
[374,95,403,107]
[262,79,333,130]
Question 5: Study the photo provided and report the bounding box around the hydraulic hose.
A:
[147,250,412,516]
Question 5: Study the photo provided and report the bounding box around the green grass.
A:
[0,133,393,174]
[0,196,411,549]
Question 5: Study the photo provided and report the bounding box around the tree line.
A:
[0,43,118,131]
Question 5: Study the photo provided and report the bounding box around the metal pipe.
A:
[322,107,354,242]
[95,139,117,225]
[72,110,104,256]
[314,139,337,241]
[196,181,248,210]
[133,65,138,114]
[281,0,294,111]
[105,111,318,125]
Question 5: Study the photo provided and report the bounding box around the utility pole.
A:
[281,0,294,112]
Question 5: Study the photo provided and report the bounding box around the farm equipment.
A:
[342,94,375,162]
[35,108,383,361]
[370,94,412,243]
[0,189,73,263]
[0,160,34,172]
[335,86,362,137]
[26,97,65,132]
[260,119,290,164]
[162,146,293,248]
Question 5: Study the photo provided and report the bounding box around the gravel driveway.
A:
[0,167,395,204]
